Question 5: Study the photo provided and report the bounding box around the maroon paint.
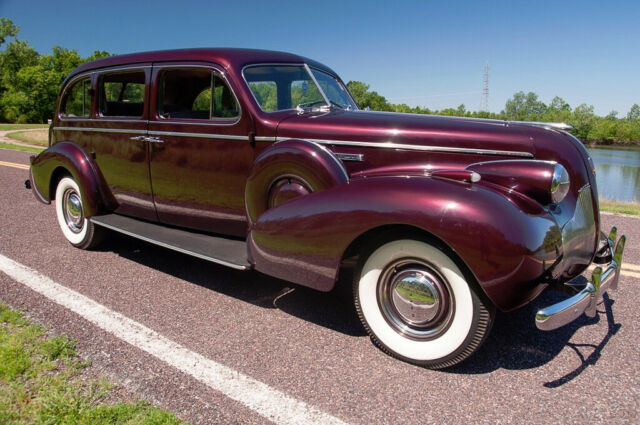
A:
[31,48,601,313]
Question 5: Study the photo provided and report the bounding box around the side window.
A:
[247,81,277,112]
[99,71,146,117]
[62,78,91,117]
[157,68,239,120]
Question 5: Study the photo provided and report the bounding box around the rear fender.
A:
[249,175,562,311]
[30,141,116,217]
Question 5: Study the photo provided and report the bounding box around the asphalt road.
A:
[1,147,638,424]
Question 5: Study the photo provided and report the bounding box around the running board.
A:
[90,214,250,270]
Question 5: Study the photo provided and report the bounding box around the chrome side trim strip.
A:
[54,126,147,135]
[54,127,251,141]
[277,137,534,158]
[509,121,573,130]
[307,141,349,181]
[254,136,276,142]
[335,153,364,162]
[148,131,249,141]
[90,218,249,270]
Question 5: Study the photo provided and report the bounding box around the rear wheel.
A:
[354,239,494,369]
[55,176,103,249]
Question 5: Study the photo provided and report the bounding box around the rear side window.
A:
[157,68,239,120]
[99,71,146,117]
[62,78,91,117]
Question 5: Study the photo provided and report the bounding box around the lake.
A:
[586,145,640,202]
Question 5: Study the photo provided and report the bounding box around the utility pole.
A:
[480,62,489,112]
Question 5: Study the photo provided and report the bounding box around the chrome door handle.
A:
[145,136,165,144]
[129,136,145,141]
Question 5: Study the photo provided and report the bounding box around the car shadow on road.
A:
[448,288,621,384]
[98,233,621,380]
[97,233,366,337]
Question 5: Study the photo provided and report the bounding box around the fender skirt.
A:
[249,175,562,312]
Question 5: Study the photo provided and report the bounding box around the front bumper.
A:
[535,226,626,331]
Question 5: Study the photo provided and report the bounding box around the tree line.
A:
[1,18,638,144]
[347,81,640,144]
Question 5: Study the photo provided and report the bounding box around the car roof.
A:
[66,48,338,83]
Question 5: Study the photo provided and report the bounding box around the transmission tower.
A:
[480,62,489,112]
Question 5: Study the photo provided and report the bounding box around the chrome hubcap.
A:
[378,259,453,340]
[63,189,84,233]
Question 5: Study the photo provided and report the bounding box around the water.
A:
[586,146,640,202]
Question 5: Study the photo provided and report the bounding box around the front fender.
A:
[249,175,561,311]
[30,142,116,217]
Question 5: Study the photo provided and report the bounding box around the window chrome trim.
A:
[307,66,359,111]
[152,63,242,126]
[276,137,534,158]
[304,63,331,108]
[59,72,94,120]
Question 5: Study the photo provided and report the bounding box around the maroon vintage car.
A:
[27,48,626,368]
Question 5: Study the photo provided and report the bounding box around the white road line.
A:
[624,263,640,272]
[0,253,348,425]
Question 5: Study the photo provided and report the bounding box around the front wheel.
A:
[55,176,103,249]
[354,239,494,369]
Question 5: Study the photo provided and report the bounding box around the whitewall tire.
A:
[55,176,102,249]
[354,239,494,369]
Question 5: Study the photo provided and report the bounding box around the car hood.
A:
[275,110,537,157]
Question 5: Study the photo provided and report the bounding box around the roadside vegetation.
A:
[0,142,43,153]
[0,124,47,131]
[600,200,640,216]
[0,303,187,425]
[5,129,48,146]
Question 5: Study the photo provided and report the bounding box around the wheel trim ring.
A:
[377,258,455,341]
[62,188,84,234]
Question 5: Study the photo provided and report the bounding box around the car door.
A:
[92,65,155,221]
[147,63,254,237]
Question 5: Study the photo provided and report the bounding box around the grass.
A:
[6,130,49,146]
[0,124,48,131]
[600,200,640,216]
[0,303,187,425]
[0,142,44,153]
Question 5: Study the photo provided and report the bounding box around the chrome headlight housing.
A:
[551,163,570,203]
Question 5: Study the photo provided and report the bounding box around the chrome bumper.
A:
[535,227,626,331]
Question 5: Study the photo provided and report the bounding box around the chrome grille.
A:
[560,185,596,275]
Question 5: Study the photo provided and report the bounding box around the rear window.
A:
[62,78,91,117]
[99,71,146,117]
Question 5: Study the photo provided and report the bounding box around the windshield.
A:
[243,64,357,113]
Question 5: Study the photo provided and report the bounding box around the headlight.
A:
[551,163,570,203]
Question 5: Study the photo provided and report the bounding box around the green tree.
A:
[627,104,640,120]
[346,81,391,111]
[569,103,595,140]
[504,91,547,120]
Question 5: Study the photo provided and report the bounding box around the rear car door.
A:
[92,65,155,220]
[147,63,254,237]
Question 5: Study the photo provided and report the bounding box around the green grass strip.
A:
[600,200,640,216]
[0,303,187,425]
[0,142,44,153]
[0,124,48,131]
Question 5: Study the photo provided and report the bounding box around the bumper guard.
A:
[535,226,626,331]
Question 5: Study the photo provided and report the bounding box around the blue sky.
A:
[1,0,638,115]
